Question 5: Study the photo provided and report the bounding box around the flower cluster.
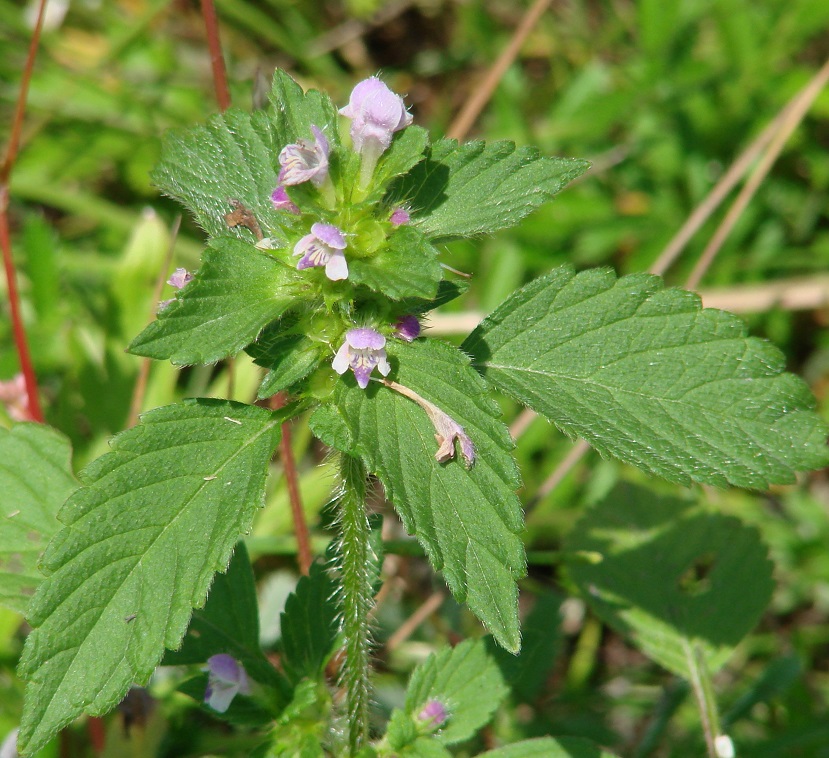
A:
[264,77,474,464]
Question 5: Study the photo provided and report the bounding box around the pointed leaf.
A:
[310,340,526,652]
[129,237,300,365]
[464,266,829,488]
[389,139,589,240]
[267,69,341,152]
[373,126,429,189]
[403,638,508,746]
[279,561,340,683]
[0,425,77,613]
[17,400,288,756]
[565,483,774,677]
[163,542,285,691]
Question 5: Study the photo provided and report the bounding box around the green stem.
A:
[336,453,372,754]
[684,641,722,758]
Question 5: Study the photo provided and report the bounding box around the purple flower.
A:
[294,222,348,280]
[204,654,251,713]
[395,315,421,342]
[167,267,193,289]
[339,77,412,154]
[418,699,448,730]
[390,207,410,226]
[332,328,391,389]
[278,125,330,187]
[271,185,300,214]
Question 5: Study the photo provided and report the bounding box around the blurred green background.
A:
[2,0,829,755]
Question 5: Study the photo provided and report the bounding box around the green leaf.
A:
[129,237,300,366]
[152,108,287,242]
[0,425,77,614]
[565,483,774,677]
[310,340,526,652]
[267,69,341,152]
[463,266,829,488]
[17,399,287,756]
[403,638,508,746]
[152,69,338,242]
[373,126,429,189]
[279,561,340,683]
[389,139,589,240]
[163,542,285,691]
[349,226,442,300]
[247,328,322,399]
[478,737,619,758]
[487,591,562,703]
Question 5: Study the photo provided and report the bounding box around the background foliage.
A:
[1,0,829,755]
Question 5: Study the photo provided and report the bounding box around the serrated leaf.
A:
[152,70,338,242]
[152,108,287,242]
[403,638,508,746]
[0,425,77,614]
[463,266,829,488]
[349,226,442,300]
[478,737,619,758]
[310,340,526,652]
[129,237,300,365]
[373,126,429,189]
[280,561,340,683]
[389,139,589,240]
[565,483,774,677]
[163,542,285,692]
[17,399,288,756]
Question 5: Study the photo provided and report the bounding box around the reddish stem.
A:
[270,393,312,575]
[0,0,48,423]
[200,0,232,112]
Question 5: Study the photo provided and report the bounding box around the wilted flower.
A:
[389,207,410,226]
[167,268,193,289]
[394,315,420,342]
[332,328,391,389]
[278,125,330,187]
[383,379,475,467]
[270,185,300,214]
[0,374,30,423]
[294,222,348,281]
[204,654,251,713]
[339,77,412,154]
[417,700,448,730]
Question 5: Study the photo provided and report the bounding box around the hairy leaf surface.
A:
[17,400,286,756]
[390,139,589,240]
[0,425,77,614]
[311,340,525,652]
[129,237,300,365]
[153,70,338,241]
[464,266,829,488]
[565,484,774,677]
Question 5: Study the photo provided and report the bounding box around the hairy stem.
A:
[336,453,373,754]
[684,641,721,757]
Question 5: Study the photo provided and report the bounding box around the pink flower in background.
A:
[0,374,30,422]
[278,125,330,187]
[204,654,251,713]
[418,699,448,729]
[294,223,348,280]
[332,328,391,389]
